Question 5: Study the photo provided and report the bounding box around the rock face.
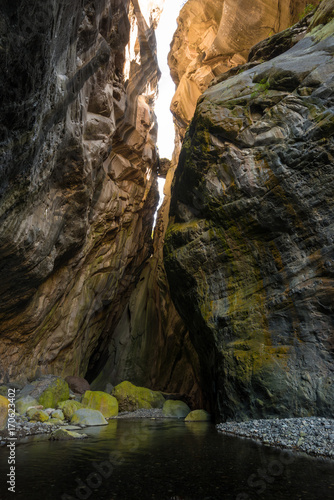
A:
[164,2,334,421]
[92,161,204,409]
[0,0,162,383]
[169,0,321,144]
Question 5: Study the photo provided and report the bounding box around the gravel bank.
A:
[0,414,61,446]
[217,417,334,459]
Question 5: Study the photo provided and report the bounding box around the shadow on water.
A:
[0,419,333,499]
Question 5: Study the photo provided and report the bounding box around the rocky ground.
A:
[217,417,334,459]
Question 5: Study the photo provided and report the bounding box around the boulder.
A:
[162,400,191,418]
[65,376,90,395]
[185,410,211,422]
[57,400,83,420]
[81,391,118,418]
[48,418,64,425]
[49,429,87,440]
[0,395,9,431]
[51,409,65,420]
[71,409,108,426]
[16,396,39,415]
[26,408,49,422]
[112,381,165,412]
[20,376,69,409]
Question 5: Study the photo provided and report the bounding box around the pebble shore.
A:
[217,417,334,459]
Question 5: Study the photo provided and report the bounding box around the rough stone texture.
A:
[112,380,165,411]
[27,408,50,423]
[57,400,83,420]
[65,376,91,395]
[185,409,211,422]
[51,409,65,421]
[91,161,204,408]
[15,396,39,415]
[164,2,334,421]
[0,0,162,383]
[0,395,8,431]
[168,0,321,145]
[81,389,118,417]
[19,375,69,409]
[162,399,191,418]
[90,0,321,412]
[71,408,108,426]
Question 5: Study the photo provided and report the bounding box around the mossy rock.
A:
[21,376,70,409]
[26,408,49,422]
[184,410,211,422]
[57,400,83,420]
[81,391,118,418]
[51,409,65,420]
[71,409,108,426]
[49,428,87,440]
[16,396,39,415]
[0,386,8,397]
[48,418,64,425]
[162,400,191,418]
[0,395,9,431]
[112,381,165,412]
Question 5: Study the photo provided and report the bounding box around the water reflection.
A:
[0,419,333,499]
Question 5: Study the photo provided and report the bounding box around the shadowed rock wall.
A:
[165,1,334,420]
[0,0,162,383]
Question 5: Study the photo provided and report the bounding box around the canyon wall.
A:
[0,0,163,383]
[169,0,321,147]
[165,0,334,420]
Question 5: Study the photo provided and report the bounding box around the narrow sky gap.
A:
[155,0,184,160]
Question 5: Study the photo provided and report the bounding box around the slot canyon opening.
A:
[152,0,184,229]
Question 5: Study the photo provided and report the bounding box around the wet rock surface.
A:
[164,2,334,420]
[0,0,161,383]
[217,418,334,459]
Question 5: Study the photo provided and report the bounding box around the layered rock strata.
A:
[165,1,334,420]
[169,0,321,144]
[0,0,162,383]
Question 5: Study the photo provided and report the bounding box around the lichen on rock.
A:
[164,1,334,421]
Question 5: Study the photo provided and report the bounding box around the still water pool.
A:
[0,419,333,499]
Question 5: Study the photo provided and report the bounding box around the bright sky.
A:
[155,0,184,160]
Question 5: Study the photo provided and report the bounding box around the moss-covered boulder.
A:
[48,418,64,425]
[57,400,83,420]
[50,428,87,440]
[162,400,191,418]
[0,395,8,431]
[71,409,108,426]
[184,410,211,422]
[26,408,49,422]
[51,409,65,420]
[112,381,165,412]
[16,396,39,415]
[81,391,118,418]
[20,376,69,409]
